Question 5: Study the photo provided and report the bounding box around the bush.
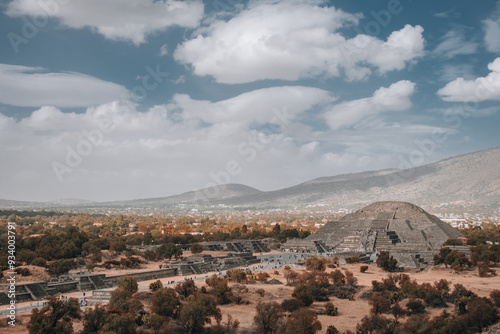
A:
[348,256,360,264]
[48,259,77,276]
[149,280,163,292]
[281,298,304,312]
[190,243,203,254]
[325,302,338,316]
[370,295,391,315]
[254,302,285,334]
[31,257,47,267]
[285,308,322,334]
[18,268,31,276]
[152,288,181,318]
[406,299,426,314]
[490,289,500,307]
[175,279,197,299]
[292,282,313,307]
[326,325,340,334]
[376,251,398,272]
[116,276,138,294]
[256,272,270,282]
[478,262,496,277]
[360,265,369,273]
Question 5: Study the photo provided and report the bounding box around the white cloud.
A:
[438,64,475,82]
[0,85,461,202]
[159,44,168,57]
[483,1,500,53]
[0,63,128,107]
[0,86,333,201]
[437,58,500,102]
[5,0,204,45]
[174,1,425,83]
[325,80,416,130]
[433,29,478,58]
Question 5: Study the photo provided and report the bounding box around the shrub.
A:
[406,299,426,314]
[349,256,360,264]
[31,257,47,267]
[325,302,338,316]
[478,262,496,277]
[180,292,222,334]
[292,282,313,306]
[190,243,203,254]
[257,272,270,282]
[175,279,197,299]
[149,280,163,292]
[256,288,265,297]
[325,325,340,334]
[285,308,322,334]
[117,276,138,294]
[369,295,391,315]
[281,298,304,312]
[253,302,285,334]
[376,251,398,272]
[360,265,369,273]
[152,288,181,318]
[490,289,500,307]
[18,268,31,276]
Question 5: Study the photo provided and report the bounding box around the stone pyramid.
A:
[283,201,466,268]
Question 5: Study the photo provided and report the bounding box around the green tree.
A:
[157,243,183,260]
[180,292,222,334]
[206,275,233,305]
[100,312,136,334]
[116,275,138,294]
[175,278,197,299]
[81,304,107,333]
[27,296,80,334]
[253,302,285,334]
[146,313,168,334]
[152,288,181,318]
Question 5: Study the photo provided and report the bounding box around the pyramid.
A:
[283,201,466,269]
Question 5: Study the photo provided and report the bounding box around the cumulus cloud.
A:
[174,1,425,83]
[0,86,334,200]
[437,58,500,102]
[433,29,478,58]
[0,63,128,107]
[5,0,204,45]
[483,1,500,53]
[325,80,416,130]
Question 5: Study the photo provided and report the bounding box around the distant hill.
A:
[1,146,499,214]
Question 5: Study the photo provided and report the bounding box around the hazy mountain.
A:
[1,146,499,214]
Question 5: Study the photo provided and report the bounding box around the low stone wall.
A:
[104,268,178,285]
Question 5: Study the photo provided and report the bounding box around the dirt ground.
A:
[2,261,500,333]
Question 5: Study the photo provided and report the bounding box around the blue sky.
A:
[0,0,499,202]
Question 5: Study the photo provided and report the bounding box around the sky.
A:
[0,0,500,202]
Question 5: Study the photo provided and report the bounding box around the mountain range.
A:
[2,146,500,215]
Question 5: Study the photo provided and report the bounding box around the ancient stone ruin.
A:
[282,201,468,269]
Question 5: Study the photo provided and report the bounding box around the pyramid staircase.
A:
[89,275,108,289]
[25,283,48,300]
